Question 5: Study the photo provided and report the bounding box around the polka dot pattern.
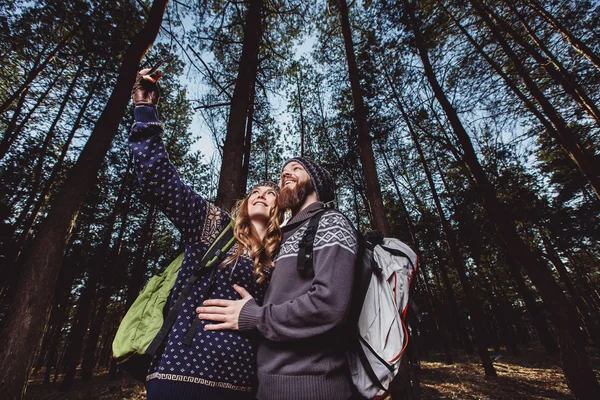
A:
[130,120,270,392]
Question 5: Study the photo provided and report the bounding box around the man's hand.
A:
[197,284,253,331]
[132,68,161,106]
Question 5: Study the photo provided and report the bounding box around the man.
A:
[197,158,358,400]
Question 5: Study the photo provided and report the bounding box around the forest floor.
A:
[26,345,599,399]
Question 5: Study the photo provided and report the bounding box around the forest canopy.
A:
[0,0,599,399]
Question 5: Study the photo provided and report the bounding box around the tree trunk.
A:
[337,0,389,235]
[59,261,100,391]
[502,1,600,126]
[445,2,600,201]
[30,60,87,199]
[378,143,417,246]
[33,255,79,373]
[406,1,599,396]
[0,65,66,160]
[316,90,373,222]
[386,77,474,357]
[0,86,30,158]
[0,30,75,116]
[506,255,558,354]
[81,164,133,380]
[0,1,169,397]
[125,204,158,307]
[400,92,496,376]
[417,262,454,364]
[241,85,255,191]
[527,0,600,72]
[296,66,306,157]
[1,74,103,303]
[8,61,89,243]
[540,235,600,347]
[476,258,521,356]
[216,0,263,210]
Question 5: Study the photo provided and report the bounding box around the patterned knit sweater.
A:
[238,202,358,400]
[130,106,270,397]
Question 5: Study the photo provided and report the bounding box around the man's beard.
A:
[278,178,314,211]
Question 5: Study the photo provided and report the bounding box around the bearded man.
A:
[197,157,359,400]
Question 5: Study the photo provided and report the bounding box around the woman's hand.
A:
[132,68,161,106]
[196,284,253,331]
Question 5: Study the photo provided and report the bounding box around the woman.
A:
[130,69,281,399]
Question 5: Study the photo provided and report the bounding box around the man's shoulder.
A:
[314,210,358,254]
[319,209,355,231]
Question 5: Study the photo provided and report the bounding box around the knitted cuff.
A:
[238,298,261,331]
[134,105,161,124]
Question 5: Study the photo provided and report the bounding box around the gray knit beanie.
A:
[282,157,335,203]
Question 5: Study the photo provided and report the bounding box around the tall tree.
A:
[0,1,169,397]
[467,0,600,200]
[215,0,264,209]
[401,0,599,397]
[336,0,389,235]
[527,0,600,72]
[400,96,496,376]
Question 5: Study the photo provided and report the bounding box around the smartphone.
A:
[145,56,175,76]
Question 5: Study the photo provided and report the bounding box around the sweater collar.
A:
[282,201,325,232]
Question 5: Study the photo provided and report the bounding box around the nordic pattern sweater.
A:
[130,106,269,396]
[238,202,358,400]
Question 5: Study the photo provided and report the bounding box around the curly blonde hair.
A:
[223,195,282,283]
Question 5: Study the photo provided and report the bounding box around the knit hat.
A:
[250,180,280,194]
[282,157,335,203]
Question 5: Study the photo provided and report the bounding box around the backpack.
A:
[112,221,236,381]
[298,210,418,399]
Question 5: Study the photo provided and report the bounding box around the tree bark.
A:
[0,1,169,397]
[216,0,263,210]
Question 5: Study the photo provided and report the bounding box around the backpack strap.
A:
[297,209,328,277]
[145,221,236,355]
[298,210,393,394]
[182,225,237,346]
[356,335,393,394]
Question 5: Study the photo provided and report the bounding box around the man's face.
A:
[278,162,314,210]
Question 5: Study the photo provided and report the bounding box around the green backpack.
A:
[112,221,236,381]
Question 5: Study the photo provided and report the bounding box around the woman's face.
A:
[247,186,278,221]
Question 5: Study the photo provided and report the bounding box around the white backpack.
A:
[297,210,418,399]
[347,237,418,399]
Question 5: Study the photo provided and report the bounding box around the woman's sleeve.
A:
[129,105,228,244]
